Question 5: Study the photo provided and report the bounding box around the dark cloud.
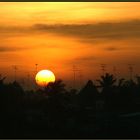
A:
[33,19,140,41]
[0,46,26,52]
[104,46,120,51]
[64,56,98,67]
[1,19,140,42]
[1,19,140,52]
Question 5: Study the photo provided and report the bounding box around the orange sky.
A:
[0,2,140,89]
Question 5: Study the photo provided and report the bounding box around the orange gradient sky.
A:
[0,2,140,88]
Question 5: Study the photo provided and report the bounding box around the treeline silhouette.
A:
[1,73,140,138]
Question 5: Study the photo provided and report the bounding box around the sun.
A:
[35,70,55,87]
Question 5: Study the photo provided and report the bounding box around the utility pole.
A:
[101,64,106,75]
[128,64,134,80]
[73,65,76,89]
[12,65,18,81]
[72,64,80,89]
[113,66,117,76]
[21,78,25,86]
[35,64,38,74]
[78,69,83,88]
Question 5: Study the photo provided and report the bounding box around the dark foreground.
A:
[1,73,140,138]
[1,111,140,138]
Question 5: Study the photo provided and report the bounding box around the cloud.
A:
[64,56,98,67]
[1,19,140,41]
[104,46,120,51]
[33,19,140,41]
[1,19,140,48]
[0,46,27,52]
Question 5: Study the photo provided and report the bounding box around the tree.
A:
[118,78,125,88]
[44,79,66,96]
[136,75,140,88]
[97,73,116,92]
[78,80,98,108]
[44,80,69,129]
[97,73,117,112]
[0,74,6,85]
[0,74,6,92]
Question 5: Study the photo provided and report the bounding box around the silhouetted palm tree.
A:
[97,73,117,111]
[98,73,116,89]
[0,75,6,106]
[44,79,66,96]
[118,78,125,88]
[0,74,6,87]
[97,73,116,95]
[43,80,69,128]
[136,75,140,87]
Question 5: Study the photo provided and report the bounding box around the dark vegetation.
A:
[0,73,140,138]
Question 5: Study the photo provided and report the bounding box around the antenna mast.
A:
[128,64,134,80]
[12,65,18,81]
[113,66,117,76]
[101,64,106,75]
[35,64,38,74]
[72,64,80,89]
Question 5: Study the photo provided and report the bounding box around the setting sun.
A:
[35,70,55,87]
